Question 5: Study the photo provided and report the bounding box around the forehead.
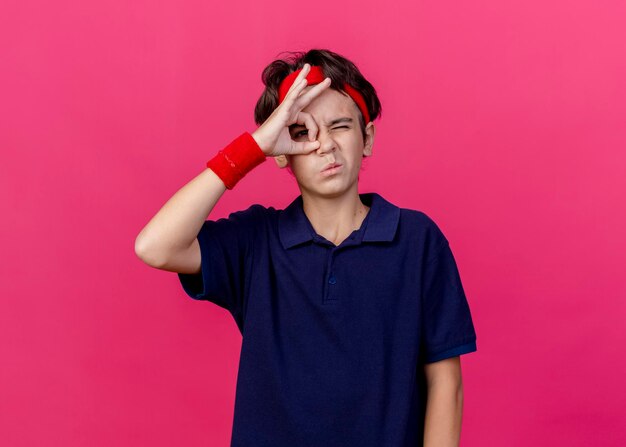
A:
[299,86,359,124]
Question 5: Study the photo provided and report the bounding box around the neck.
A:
[301,190,370,245]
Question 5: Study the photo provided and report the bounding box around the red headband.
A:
[277,65,371,124]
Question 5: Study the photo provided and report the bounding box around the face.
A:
[276,86,376,198]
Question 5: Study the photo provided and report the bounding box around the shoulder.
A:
[203,204,271,240]
[218,203,270,224]
[398,207,447,241]
[398,207,449,262]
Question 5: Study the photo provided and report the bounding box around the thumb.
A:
[291,139,321,155]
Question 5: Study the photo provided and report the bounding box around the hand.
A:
[252,63,332,157]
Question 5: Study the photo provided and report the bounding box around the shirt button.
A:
[328,275,337,285]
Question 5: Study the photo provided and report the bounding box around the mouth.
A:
[320,163,343,177]
[321,162,342,172]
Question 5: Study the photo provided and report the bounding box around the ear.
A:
[362,122,375,157]
[274,154,289,168]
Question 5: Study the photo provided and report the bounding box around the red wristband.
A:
[206,132,267,190]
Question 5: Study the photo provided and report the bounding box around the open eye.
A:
[295,126,349,138]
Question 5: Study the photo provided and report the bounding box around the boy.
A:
[135,49,477,447]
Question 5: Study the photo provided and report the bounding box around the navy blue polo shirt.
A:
[178,192,477,446]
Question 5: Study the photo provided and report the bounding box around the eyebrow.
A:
[290,117,353,131]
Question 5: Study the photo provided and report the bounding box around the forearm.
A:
[135,131,272,267]
[135,167,227,267]
[423,380,464,447]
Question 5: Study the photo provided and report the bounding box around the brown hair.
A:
[254,49,382,143]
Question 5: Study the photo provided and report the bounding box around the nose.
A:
[316,130,337,155]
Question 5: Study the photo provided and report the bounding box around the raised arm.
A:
[134,166,230,274]
[134,63,332,275]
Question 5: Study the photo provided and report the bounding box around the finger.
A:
[296,111,319,142]
[283,77,310,107]
[285,63,311,97]
[294,77,332,109]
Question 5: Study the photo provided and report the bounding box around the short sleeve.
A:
[177,204,264,329]
[420,239,477,364]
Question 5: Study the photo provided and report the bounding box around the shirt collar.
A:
[278,192,401,249]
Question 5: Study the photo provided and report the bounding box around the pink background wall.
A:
[2,0,625,445]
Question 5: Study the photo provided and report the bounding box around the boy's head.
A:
[254,49,382,197]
